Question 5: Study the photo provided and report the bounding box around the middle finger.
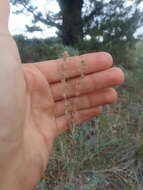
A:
[54,88,117,117]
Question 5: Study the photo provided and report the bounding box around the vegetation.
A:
[11,0,142,60]
[13,29,143,190]
[34,41,143,190]
[13,35,79,63]
[10,0,143,189]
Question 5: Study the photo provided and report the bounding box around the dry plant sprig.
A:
[59,52,87,132]
[60,51,74,128]
[71,59,87,133]
[44,53,87,189]
[43,53,87,188]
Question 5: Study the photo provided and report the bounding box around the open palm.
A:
[0,1,124,189]
[21,51,124,189]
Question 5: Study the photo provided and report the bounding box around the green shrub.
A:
[14,35,79,63]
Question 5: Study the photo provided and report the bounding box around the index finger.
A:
[33,52,113,84]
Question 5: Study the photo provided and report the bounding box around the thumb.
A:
[0,0,10,33]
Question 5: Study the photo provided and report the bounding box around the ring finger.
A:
[55,88,117,117]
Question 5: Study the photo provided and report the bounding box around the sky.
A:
[9,0,143,39]
[9,0,60,38]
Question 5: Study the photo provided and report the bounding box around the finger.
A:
[33,52,113,83]
[52,67,124,101]
[55,88,117,117]
[55,106,102,136]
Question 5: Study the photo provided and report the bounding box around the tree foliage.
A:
[11,0,143,64]
[11,0,143,41]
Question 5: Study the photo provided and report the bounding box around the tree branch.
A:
[21,2,62,31]
[83,2,105,24]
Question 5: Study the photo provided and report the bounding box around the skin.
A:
[0,0,124,189]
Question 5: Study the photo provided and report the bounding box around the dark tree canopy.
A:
[58,0,84,45]
[11,0,143,64]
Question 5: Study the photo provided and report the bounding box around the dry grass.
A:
[43,52,87,187]
[59,51,86,130]
[37,52,143,190]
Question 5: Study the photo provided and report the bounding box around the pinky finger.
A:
[55,106,102,136]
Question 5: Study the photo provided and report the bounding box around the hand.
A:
[0,0,124,189]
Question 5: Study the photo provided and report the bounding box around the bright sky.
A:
[9,0,60,38]
[9,0,143,38]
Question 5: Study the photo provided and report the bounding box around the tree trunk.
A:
[58,0,83,46]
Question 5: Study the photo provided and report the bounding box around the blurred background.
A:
[10,0,143,189]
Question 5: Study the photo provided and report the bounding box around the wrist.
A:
[0,175,35,190]
[0,167,37,190]
[0,152,38,190]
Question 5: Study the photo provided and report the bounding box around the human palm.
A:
[0,1,124,189]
